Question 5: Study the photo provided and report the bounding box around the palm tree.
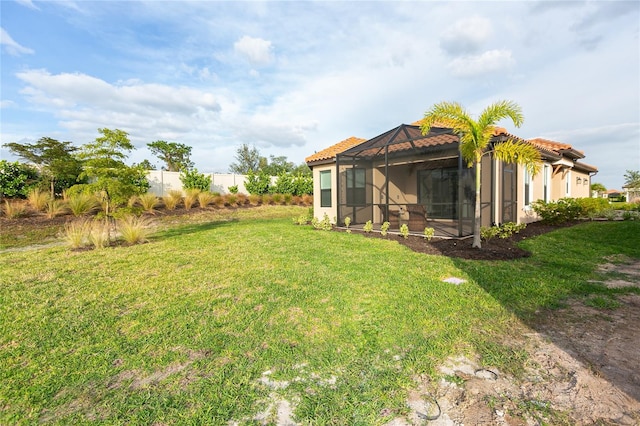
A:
[420,100,541,248]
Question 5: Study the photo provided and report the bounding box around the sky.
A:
[1,0,639,190]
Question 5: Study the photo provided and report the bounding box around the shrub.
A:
[46,198,68,219]
[197,191,216,208]
[575,197,609,218]
[2,200,27,219]
[344,216,351,228]
[283,193,293,205]
[228,185,239,194]
[212,195,225,207]
[399,223,409,239]
[424,227,435,241]
[117,215,153,245]
[63,219,91,249]
[380,221,390,236]
[0,160,40,198]
[301,194,313,206]
[27,189,50,212]
[312,213,332,231]
[532,198,582,224]
[245,170,271,195]
[262,194,273,205]
[481,222,526,241]
[67,193,99,216]
[363,220,373,233]
[180,168,211,192]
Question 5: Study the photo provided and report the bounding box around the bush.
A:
[235,193,248,206]
[228,185,239,194]
[380,221,390,236]
[248,194,261,206]
[399,224,409,239]
[271,193,284,205]
[0,160,40,198]
[225,194,237,206]
[532,198,582,224]
[180,169,211,192]
[245,170,271,195]
[363,220,373,233]
[481,222,526,241]
[424,227,435,241]
[183,189,200,209]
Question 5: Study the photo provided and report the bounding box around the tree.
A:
[75,128,149,215]
[3,137,84,197]
[147,140,193,172]
[421,100,541,248]
[590,182,606,197]
[261,155,295,176]
[135,159,157,170]
[0,160,39,198]
[229,144,262,174]
[623,170,640,188]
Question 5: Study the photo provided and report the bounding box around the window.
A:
[418,168,459,219]
[524,169,533,207]
[565,170,571,197]
[346,168,366,206]
[320,170,331,207]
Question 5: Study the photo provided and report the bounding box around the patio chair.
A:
[406,204,427,232]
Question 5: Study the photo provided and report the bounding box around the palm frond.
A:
[492,139,542,175]
[478,100,524,130]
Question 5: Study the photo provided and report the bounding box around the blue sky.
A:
[1,0,638,189]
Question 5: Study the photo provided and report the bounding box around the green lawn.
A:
[1,208,639,424]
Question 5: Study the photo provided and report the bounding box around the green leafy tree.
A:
[179,168,212,191]
[147,140,193,172]
[3,137,84,197]
[623,170,640,188]
[590,182,606,197]
[75,128,149,215]
[229,144,262,174]
[262,155,295,176]
[135,159,157,170]
[0,160,39,198]
[421,100,541,248]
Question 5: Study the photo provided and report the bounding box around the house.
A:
[305,123,597,237]
[623,186,640,203]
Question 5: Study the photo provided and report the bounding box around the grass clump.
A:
[117,215,153,245]
[63,219,91,249]
[137,192,159,213]
[67,193,99,216]
[27,189,50,212]
[2,200,27,219]
[183,189,200,210]
[45,198,68,219]
[197,191,216,208]
[88,219,111,249]
[162,190,183,210]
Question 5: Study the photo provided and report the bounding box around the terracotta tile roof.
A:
[305,136,366,164]
[528,138,572,153]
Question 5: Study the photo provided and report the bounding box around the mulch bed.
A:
[339,221,581,261]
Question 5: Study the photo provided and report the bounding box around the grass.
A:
[1,213,638,424]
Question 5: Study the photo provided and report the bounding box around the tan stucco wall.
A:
[311,164,337,222]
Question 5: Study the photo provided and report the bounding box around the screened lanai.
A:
[335,124,478,237]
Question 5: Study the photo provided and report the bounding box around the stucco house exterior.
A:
[305,122,597,237]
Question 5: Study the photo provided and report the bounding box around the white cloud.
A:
[440,16,493,55]
[15,0,39,10]
[233,35,274,66]
[0,100,16,109]
[0,28,34,56]
[447,49,515,78]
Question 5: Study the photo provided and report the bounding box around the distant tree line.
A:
[1,134,313,205]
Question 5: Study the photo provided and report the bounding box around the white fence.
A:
[146,171,249,196]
